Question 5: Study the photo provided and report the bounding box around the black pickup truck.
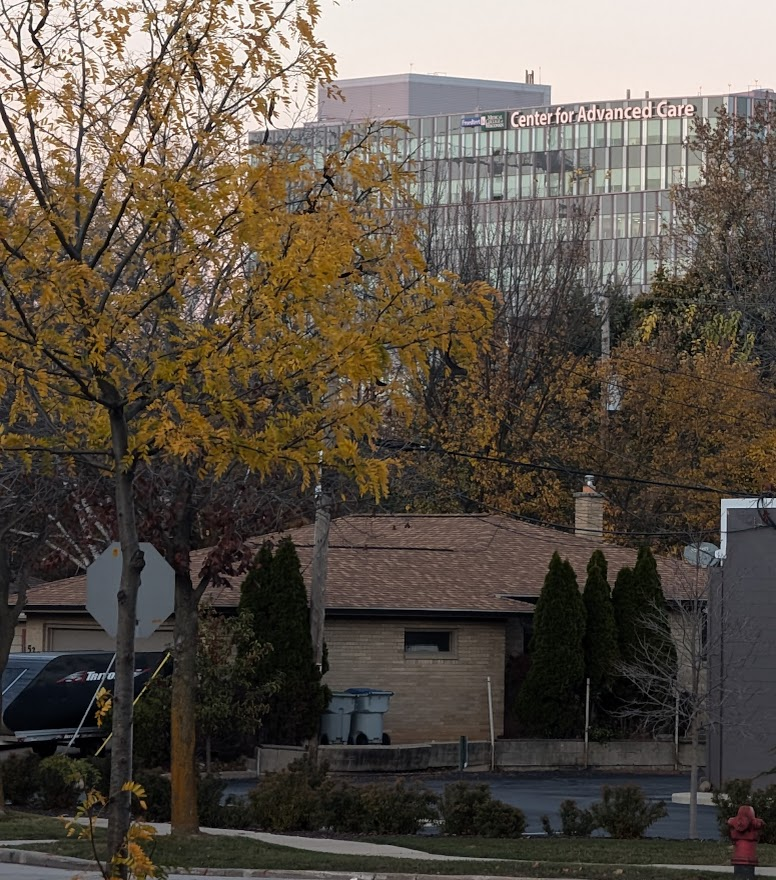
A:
[1,651,164,756]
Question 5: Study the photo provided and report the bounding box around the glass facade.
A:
[260,91,769,295]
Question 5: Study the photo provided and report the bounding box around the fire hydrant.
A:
[728,804,765,878]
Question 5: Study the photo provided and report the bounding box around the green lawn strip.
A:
[17,835,733,880]
[365,836,749,867]
[370,836,756,865]
[0,811,71,841]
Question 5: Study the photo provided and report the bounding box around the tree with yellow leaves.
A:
[0,0,490,853]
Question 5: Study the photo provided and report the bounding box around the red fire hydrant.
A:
[728,804,765,878]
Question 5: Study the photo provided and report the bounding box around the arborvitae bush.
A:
[516,553,586,737]
[239,539,329,745]
[632,546,677,680]
[612,565,639,662]
[583,550,619,697]
[2,753,40,805]
[613,548,678,727]
[590,784,667,838]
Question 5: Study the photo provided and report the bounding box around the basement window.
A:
[404,630,454,656]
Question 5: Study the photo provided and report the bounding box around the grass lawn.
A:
[12,829,749,880]
[370,834,753,866]
[0,811,71,840]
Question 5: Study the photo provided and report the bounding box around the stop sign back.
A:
[86,542,175,639]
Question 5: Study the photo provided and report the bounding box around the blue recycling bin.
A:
[320,691,357,744]
[346,687,394,745]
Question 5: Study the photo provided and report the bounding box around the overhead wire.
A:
[377,439,746,497]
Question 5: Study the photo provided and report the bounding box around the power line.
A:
[379,439,746,497]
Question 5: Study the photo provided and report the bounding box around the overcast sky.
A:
[313,0,774,106]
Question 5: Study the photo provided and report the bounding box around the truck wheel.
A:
[31,741,57,758]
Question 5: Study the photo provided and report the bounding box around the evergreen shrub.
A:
[439,781,524,837]
[239,540,329,745]
[473,798,526,837]
[133,675,172,770]
[590,784,667,838]
[357,779,438,834]
[37,754,101,809]
[249,757,329,832]
[516,553,586,737]
[713,778,776,845]
[558,799,598,837]
[250,761,437,835]
[583,550,618,697]
[2,753,40,805]
[133,771,227,825]
[320,783,366,833]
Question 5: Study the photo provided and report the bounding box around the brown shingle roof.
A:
[24,514,694,616]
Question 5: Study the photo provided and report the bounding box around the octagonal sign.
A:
[87,542,175,640]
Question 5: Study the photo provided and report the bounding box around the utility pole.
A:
[309,449,330,672]
[308,450,330,764]
[600,289,611,447]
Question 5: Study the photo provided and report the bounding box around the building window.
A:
[404,630,454,655]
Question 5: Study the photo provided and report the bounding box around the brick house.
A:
[14,511,689,743]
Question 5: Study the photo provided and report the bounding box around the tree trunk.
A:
[0,541,32,819]
[689,715,700,840]
[171,574,199,834]
[107,407,144,862]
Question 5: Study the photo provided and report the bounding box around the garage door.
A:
[47,627,174,652]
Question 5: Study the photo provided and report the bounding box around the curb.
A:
[0,851,738,880]
[0,847,98,870]
[0,854,572,880]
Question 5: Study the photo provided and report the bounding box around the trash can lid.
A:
[345,687,394,696]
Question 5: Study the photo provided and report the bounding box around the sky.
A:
[312,0,775,107]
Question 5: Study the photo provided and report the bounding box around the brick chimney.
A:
[574,475,603,539]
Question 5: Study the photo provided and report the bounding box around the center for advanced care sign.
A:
[510,100,696,129]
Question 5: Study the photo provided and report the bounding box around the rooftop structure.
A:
[316,72,550,123]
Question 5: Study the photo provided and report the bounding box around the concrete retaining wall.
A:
[256,738,699,775]
[496,738,698,771]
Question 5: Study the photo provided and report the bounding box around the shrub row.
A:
[249,759,525,837]
[2,752,235,826]
[541,785,668,839]
[3,751,672,841]
[3,753,104,810]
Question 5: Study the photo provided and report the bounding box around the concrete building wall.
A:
[323,617,506,743]
[708,505,776,787]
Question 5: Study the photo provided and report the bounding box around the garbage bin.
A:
[319,692,357,745]
[346,687,394,745]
